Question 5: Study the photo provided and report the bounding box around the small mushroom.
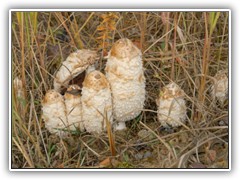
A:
[54,49,97,92]
[211,70,228,104]
[13,77,24,99]
[13,77,24,111]
[42,90,68,136]
[82,70,113,134]
[64,85,84,132]
[105,38,146,130]
[156,82,187,127]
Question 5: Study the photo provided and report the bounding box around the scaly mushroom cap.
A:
[64,85,84,132]
[105,38,145,130]
[211,70,228,104]
[110,38,141,60]
[159,82,185,100]
[82,70,113,134]
[42,90,63,104]
[82,70,109,91]
[54,49,97,92]
[157,82,187,127]
[42,90,68,136]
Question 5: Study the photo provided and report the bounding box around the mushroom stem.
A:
[115,121,126,131]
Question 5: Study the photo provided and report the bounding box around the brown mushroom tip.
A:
[42,90,63,104]
[110,38,141,59]
[83,70,109,91]
[160,82,184,99]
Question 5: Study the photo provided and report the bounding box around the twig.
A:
[177,133,228,168]
[80,138,101,158]
[140,121,177,160]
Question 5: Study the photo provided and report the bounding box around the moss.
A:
[117,162,134,168]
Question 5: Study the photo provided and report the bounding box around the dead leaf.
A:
[208,149,217,162]
[56,163,65,168]
[99,157,111,168]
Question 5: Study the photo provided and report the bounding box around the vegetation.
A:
[11,11,229,168]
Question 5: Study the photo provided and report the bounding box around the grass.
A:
[11,11,229,169]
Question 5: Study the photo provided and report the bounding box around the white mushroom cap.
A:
[105,38,145,130]
[54,49,97,92]
[42,90,68,136]
[211,70,228,104]
[64,85,84,132]
[157,82,187,127]
[82,70,113,134]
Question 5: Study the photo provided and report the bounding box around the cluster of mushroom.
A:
[156,70,228,128]
[42,38,146,136]
[42,38,229,136]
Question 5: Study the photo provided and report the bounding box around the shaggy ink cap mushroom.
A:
[82,70,113,134]
[157,82,187,128]
[54,49,98,92]
[105,38,146,131]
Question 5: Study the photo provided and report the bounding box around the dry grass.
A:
[11,11,229,169]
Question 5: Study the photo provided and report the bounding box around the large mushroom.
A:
[156,82,187,127]
[54,49,97,92]
[105,38,146,130]
[81,70,113,134]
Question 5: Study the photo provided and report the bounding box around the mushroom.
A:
[105,38,146,130]
[13,77,24,111]
[64,85,84,132]
[42,90,68,136]
[13,77,24,99]
[54,49,97,92]
[211,70,228,104]
[156,82,187,127]
[82,70,113,134]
